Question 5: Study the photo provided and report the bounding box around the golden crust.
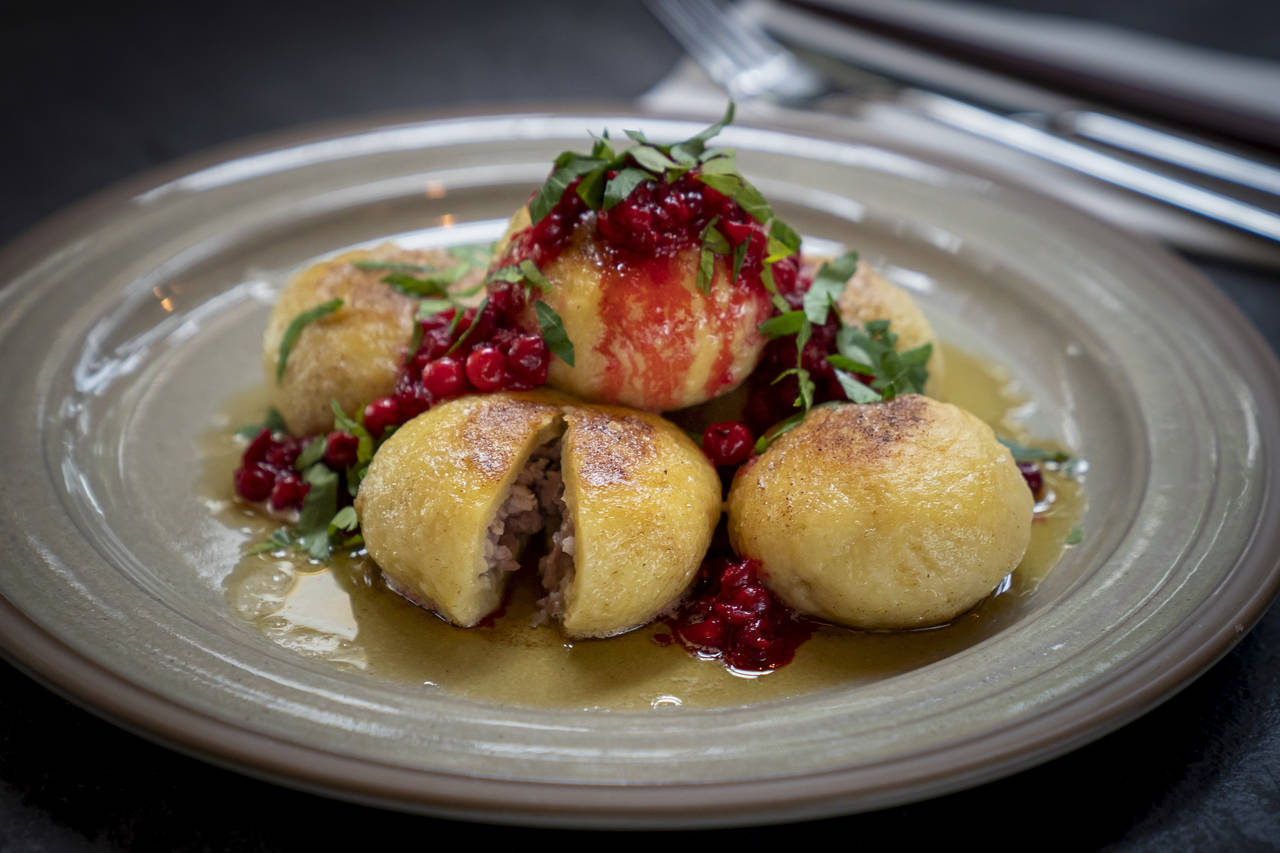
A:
[727,395,1032,630]
[354,392,565,627]
[263,245,474,436]
[835,263,945,394]
[558,403,722,638]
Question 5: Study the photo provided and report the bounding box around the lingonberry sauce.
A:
[233,427,312,508]
[702,421,754,467]
[498,169,784,295]
[1017,460,1044,498]
[672,557,813,672]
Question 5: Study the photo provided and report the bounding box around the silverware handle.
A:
[1056,110,1280,199]
[907,92,1280,245]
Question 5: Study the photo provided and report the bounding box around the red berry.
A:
[1017,461,1043,497]
[507,333,550,386]
[718,559,755,590]
[243,428,274,465]
[264,436,302,471]
[234,464,274,502]
[465,345,508,392]
[395,384,433,419]
[363,396,403,438]
[421,356,467,398]
[728,584,772,614]
[269,472,309,510]
[680,618,726,649]
[702,421,754,467]
[323,431,359,469]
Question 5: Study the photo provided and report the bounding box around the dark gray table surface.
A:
[3,2,1278,849]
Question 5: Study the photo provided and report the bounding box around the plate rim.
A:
[2,102,1279,827]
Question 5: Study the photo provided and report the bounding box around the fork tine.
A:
[647,0,830,102]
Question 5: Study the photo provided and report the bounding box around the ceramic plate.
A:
[1,108,1278,828]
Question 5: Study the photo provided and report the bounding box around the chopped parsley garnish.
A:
[834,320,931,402]
[248,399,386,561]
[526,103,800,287]
[997,436,1072,464]
[751,250,934,445]
[535,301,575,366]
[276,298,343,384]
[235,408,286,439]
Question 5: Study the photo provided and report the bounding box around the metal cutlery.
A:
[647,0,1280,246]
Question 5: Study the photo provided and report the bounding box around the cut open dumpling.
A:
[354,392,565,627]
[355,392,721,637]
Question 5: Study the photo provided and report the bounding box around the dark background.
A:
[3,1,1278,849]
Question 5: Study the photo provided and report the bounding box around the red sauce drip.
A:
[594,250,698,405]
[670,557,814,673]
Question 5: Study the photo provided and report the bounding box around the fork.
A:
[647,0,1280,246]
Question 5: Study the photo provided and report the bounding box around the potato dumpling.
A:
[836,263,945,393]
[553,402,722,637]
[499,207,774,413]
[263,245,473,435]
[727,395,1031,630]
[355,392,721,637]
[355,392,565,627]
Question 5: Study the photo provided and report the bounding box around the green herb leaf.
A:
[628,144,679,173]
[295,436,326,470]
[589,132,615,161]
[351,260,434,274]
[530,155,606,223]
[575,167,607,209]
[603,168,652,210]
[295,464,340,561]
[996,436,1071,464]
[236,408,287,439]
[669,102,735,163]
[773,367,815,410]
[697,217,730,295]
[379,271,452,298]
[832,369,883,403]
[624,128,653,145]
[758,310,807,338]
[702,220,732,254]
[518,260,552,293]
[694,172,773,224]
[697,150,738,175]
[446,296,489,356]
[833,319,929,402]
[248,527,294,555]
[826,352,874,375]
[276,298,343,384]
[754,410,805,454]
[329,505,359,535]
[1065,525,1083,545]
[731,239,748,285]
[535,301,575,366]
[768,219,802,257]
[415,298,457,318]
[330,398,361,435]
[487,265,525,284]
[803,251,858,325]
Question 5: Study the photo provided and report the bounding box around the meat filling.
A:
[381,435,576,626]
[482,439,561,578]
[535,471,576,622]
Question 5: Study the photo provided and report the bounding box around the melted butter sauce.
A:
[208,344,1084,711]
